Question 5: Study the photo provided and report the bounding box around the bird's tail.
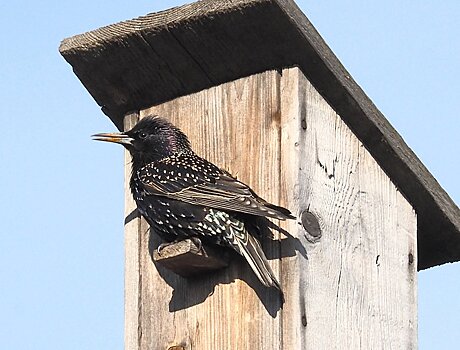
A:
[229,224,283,296]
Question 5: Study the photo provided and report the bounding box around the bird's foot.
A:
[156,237,203,255]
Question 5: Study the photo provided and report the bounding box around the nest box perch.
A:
[153,239,230,277]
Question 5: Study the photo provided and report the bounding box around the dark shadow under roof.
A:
[59,0,459,270]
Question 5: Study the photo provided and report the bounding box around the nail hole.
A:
[301,315,307,327]
[301,118,307,130]
[408,252,414,265]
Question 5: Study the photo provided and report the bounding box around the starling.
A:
[92,115,294,292]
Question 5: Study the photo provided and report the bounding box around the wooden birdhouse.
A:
[60,0,460,349]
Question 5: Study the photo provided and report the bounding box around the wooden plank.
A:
[123,112,141,350]
[59,0,459,270]
[134,70,283,350]
[279,68,417,349]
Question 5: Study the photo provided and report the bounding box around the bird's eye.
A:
[139,132,147,139]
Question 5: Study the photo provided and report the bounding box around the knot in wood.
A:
[301,210,322,241]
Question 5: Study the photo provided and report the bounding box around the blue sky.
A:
[1,1,458,349]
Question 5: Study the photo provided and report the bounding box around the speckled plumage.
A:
[93,115,294,293]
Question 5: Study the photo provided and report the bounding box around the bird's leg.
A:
[189,236,203,253]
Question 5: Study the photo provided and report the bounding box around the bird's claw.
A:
[157,241,175,255]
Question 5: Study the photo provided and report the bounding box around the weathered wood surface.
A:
[124,68,417,349]
[279,68,417,349]
[61,0,459,270]
[136,71,283,350]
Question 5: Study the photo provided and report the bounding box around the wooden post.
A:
[123,68,417,349]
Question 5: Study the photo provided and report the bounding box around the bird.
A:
[92,115,294,294]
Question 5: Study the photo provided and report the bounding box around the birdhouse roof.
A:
[59,0,459,270]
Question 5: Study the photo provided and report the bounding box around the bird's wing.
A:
[137,155,294,220]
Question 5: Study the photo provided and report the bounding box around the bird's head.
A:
[92,115,192,164]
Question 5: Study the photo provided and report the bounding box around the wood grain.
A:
[279,68,417,349]
[60,0,459,270]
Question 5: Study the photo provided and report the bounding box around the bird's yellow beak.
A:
[91,132,134,146]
